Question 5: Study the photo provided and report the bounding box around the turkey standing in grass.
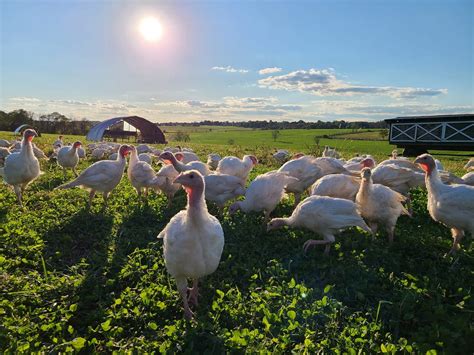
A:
[159,151,210,176]
[216,155,258,184]
[355,168,410,243]
[155,164,181,207]
[158,170,224,320]
[203,174,246,210]
[414,154,474,255]
[0,129,40,207]
[57,141,82,176]
[267,195,371,254]
[229,171,298,223]
[311,174,361,201]
[57,145,132,208]
[278,156,322,207]
[127,146,165,201]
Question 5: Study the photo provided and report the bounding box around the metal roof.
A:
[86,116,166,143]
[385,114,474,124]
[13,124,34,135]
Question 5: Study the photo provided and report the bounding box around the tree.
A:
[271,130,280,141]
[5,109,34,131]
[379,129,389,140]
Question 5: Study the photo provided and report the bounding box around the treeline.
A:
[159,119,387,130]
[1,108,386,136]
[0,109,97,135]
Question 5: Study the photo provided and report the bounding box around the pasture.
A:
[0,130,472,353]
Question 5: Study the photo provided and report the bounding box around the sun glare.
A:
[139,17,163,42]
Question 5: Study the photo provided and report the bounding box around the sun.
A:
[139,17,163,42]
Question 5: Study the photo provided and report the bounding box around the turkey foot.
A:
[303,239,331,254]
[187,279,199,306]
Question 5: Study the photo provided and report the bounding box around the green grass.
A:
[334,130,386,141]
[0,130,473,353]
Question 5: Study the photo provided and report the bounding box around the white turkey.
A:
[0,147,10,165]
[32,144,48,160]
[435,159,444,171]
[158,170,224,319]
[204,174,245,210]
[378,158,422,172]
[57,141,82,176]
[229,171,298,222]
[52,135,63,148]
[155,164,181,207]
[216,155,258,184]
[91,148,107,160]
[138,153,153,165]
[176,151,200,164]
[136,144,151,154]
[273,149,290,164]
[311,174,360,201]
[371,164,425,193]
[464,158,474,170]
[0,139,11,148]
[277,156,322,206]
[0,129,41,207]
[127,146,165,200]
[346,154,376,165]
[207,153,221,170]
[313,157,359,176]
[322,146,340,159]
[344,157,376,172]
[391,149,410,160]
[57,145,132,208]
[355,168,410,243]
[267,195,371,254]
[159,151,210,176]
[461,172,474,186]
[77,147,86,159]
[414,154,474,254]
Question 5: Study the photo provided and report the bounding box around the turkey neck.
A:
[129,149,139,167]
[67,146,78,157]
[424,167,444,195]
[358,177,372,198]
[21,137,34,158]
[116,151,128,169]
[187,183,208,221]
[169,154,186,173]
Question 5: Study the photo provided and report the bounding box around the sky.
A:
[1,0,473,122]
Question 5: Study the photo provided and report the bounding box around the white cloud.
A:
[4,94,472,123]
[307,100,473,118]
[258,68,447,99]
[9,97,41,103]
[258,67,282,75]
[211,66,249,73]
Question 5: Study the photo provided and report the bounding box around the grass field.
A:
[0,130,473,353]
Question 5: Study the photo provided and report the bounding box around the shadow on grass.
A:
[41,208,114,330]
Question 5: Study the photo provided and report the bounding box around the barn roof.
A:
[86,116,166,143]
[14,124,34,134]
[385,114,474,124]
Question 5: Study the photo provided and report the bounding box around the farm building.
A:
[385,114,474,155]
[86,116,167,144]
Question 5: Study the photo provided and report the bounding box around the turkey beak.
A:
[413,157,422,165]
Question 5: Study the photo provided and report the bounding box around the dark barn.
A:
[86,116,167,144]
[385,114,474,155]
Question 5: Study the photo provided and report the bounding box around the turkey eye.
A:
[190,175,194,179]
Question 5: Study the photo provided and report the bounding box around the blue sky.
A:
[1,0,473,122]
